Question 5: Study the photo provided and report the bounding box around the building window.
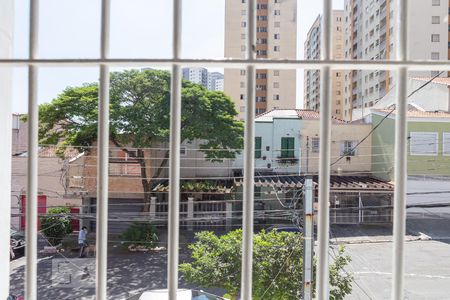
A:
[274,70,280,76]
[241,33,246,40]
[257,27,267,32]
[431,52,440,60]
[241,10,247,16]
[240,82,245,88]
[241,45,246,51]
[256,50,267,56]
[255,108,266,114]
[274,22,280,28]
[240,69,246,76]
[274,46,280,52]
[432,0,440,6]
[273,94,280,100]
[311,137,320,153]
[274,33,280,39]
[255,137,262,158]
[281,137,295,158]
[241,22,247,28]
[257,3,268,9]
[410,132,438,156]
[432,16,440,24]
[257,15,267,21]
[256,96,266,102]
[256,85,266,90]
[257,38,267,44]
[256,73,267,79]
[240,106,245,112]
[273,82,279,88]
[341,140,357,156]
[431,34,440,42]
[274,10,281,16]
[240,94,245,100]
[443,133,450,155]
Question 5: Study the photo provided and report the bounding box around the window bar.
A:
[316,0,333,298]
[168,0,182,298]
[392,0,409,298]
[96,0,111,299]
[25,0,39,298]
[241,0,256,299]
[0,2,13,296]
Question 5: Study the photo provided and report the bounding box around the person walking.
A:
[78,226,88,258]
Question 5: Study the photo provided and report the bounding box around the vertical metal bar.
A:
[241,0,255,299]
[392,0,408,296]
[0,2,14,297]
[303,176,314,300]
[316,0,333,299]
[26,0,39,298]
[96,0,111,299]
[168,0,182,298]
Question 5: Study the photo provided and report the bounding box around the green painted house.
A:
[370,109,450,181]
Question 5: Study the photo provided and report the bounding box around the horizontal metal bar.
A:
[0,58,449,70]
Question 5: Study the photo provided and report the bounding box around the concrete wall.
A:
[11,156,82,229]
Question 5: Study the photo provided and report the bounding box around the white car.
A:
[139,289,228,300]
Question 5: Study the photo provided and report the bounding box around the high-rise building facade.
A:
[343,0,449,120]
[304,11,345,119]
[224,0,297,120]
[182,67,209,88]
[207,72,225,91]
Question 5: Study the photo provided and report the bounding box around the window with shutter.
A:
[410,132,438,155]
[281,137,295,158]
[255,137,262,158]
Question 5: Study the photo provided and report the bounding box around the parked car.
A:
[139,289,228,300]
[266,225,303,233]
[10,228,25,259]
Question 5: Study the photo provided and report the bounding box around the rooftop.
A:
[373,109,450,119]
[413,77,450,86]
[256,109,348,123]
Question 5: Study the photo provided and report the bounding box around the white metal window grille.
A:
[1,0,449,299]
[410,132,439,156]
[311,137,320,153]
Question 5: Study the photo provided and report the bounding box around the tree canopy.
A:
[37,69,244,160]
[180,229,353,300]
[33,69,244,210]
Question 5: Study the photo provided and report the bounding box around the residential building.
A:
[370,108,450,181]
[182,67,209,88]
[233,109,373,174]
[207,72,224,91]
[343,0,449,120]
[304,11,345,119]
[10,116,81,230]
[224,0,297,120]
[353,77,450,119]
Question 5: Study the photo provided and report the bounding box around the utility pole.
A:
[303,175,314,300]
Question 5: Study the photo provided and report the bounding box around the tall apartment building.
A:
[224,0,297,120]
[182,68,224,91]
[304,11,345,119]
[343,0,449,120]
[207,72,224,91]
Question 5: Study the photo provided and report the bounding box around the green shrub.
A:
[120,222,158,248]
[40,207,73,246]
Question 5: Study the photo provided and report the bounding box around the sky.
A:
[12,0,344,113]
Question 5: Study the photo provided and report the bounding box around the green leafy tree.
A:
[32,69,244,211]
[180,230,353,300]
[120,222,159,248]
[40,207,73,246]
